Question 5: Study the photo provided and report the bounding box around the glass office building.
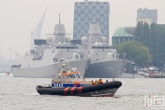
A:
[73,1,110,42]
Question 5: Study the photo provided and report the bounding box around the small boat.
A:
[6,71,10,75]
[149,74,165,78]
[36,62,122,97]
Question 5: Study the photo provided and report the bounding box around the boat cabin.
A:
[51,63,89,88]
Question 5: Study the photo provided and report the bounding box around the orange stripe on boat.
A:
[64,87,69,92]
[78,87,83,91]
[70,87,76,91]
[70,87,76,94]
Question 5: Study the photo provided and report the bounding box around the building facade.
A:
[73,1,110,42]
[137,8,157,24]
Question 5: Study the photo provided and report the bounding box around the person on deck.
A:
[90,80,94,85]
[98,79,103,84]
[94,80,98,85]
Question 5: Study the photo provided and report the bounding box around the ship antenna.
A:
[59,13,61,24]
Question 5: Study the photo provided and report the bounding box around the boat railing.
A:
[42,84,51,87]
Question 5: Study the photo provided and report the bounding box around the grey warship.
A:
[11,15,90,78]
[81,21,125,78]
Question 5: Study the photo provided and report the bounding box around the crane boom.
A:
[14,50,22,59]
[30,7,48,49]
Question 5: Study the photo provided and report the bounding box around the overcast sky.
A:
[0,0,165,59]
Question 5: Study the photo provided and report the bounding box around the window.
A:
[92,2,96,5]
[81,5,84,9]
[81,14,84,17]
[92,10,96,13]
[85,2,88,6]
[75,74,80,78]
[96,10,100,13]
[85,10,88,13]
[68,74,75,79]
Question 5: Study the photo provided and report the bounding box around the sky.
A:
[0,0,165,59]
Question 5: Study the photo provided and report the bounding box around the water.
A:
[0,74,165,110]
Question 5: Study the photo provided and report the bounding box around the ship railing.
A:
[11,65,21,68]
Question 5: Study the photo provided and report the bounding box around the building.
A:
[137,8,157,24]
[136,18,152,25]
[112,27,135,45]
[73,0,110,42]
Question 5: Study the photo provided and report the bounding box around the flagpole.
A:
[124,51,126,59]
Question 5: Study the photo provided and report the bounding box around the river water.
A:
[0,74,165,110]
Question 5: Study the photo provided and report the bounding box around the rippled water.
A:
[0,74,165,110]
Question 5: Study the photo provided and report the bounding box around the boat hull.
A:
[149,75,165,78]
[36,81,122,97]
[11,60,89,78]
[119,73,147,78]
[85,59,125,78]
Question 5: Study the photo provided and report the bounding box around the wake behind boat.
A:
[36,62,122,97]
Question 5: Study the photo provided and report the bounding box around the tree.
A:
[116,41,152,67]
[150,23,158,64]
[134,21,143,41]
[134,22,165,66]
[156,25,165,65]
[141,22,150,48]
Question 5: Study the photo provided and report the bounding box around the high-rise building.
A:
[73,1,110,42]
[137,8,157,24]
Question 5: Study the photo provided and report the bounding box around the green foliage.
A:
[135,21,143,41]
[134,23,165,66]
[116,41,152,67]
[141,23,150,48]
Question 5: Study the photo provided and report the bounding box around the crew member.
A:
[98,79,103,84]
[90,80,94,85]
[94,80,98,85]
[106,80,108,83]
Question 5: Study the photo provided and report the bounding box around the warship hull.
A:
[85,59,125,78]
[11,60,89,78]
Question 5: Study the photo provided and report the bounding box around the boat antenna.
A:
[59,13,61,24]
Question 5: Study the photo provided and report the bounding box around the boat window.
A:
[62,76,67,79]
[57,76,61,79]
[68,74,75,79]
[75,74,80,78]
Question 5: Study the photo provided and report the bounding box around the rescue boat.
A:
[36,62,122,97]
